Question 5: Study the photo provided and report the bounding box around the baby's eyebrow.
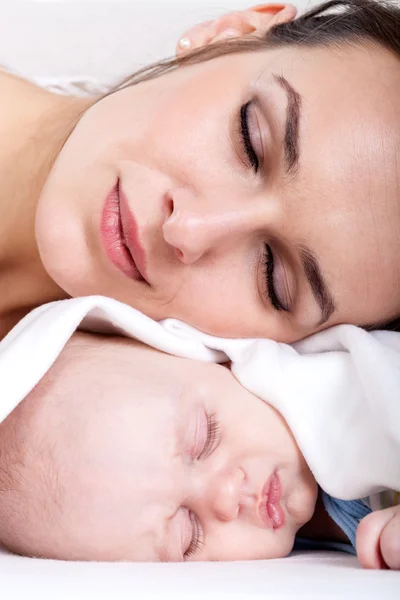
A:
[156,515,183,563]
[157,540,171,562]
[175,382,195,456]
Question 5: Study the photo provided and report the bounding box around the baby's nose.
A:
[208,467,245,522]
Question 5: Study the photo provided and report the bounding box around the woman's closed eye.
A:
[261,244,291,313]
[237,100,264,174]
[235,103,291,313]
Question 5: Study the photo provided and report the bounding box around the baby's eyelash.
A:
[184,512,204,560]
[184,412,220,559]
[198,412,220,460]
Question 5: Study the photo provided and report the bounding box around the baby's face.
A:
[11,334,317,562]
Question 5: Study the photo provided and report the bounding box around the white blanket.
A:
[0,295,399,501]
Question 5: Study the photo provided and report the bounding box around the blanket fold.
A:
[1,296,399,500]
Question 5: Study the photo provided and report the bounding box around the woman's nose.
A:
[162,208,209,264]
[162,190,251,265]
[207,467,245,522]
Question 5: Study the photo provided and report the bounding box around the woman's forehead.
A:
[246,41,400,118]
[259,38,400,79]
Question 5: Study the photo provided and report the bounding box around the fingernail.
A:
[252,4,286,13]
[179,37,191,50]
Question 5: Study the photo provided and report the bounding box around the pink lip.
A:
[258,473,285,530]
[100,180,148,283]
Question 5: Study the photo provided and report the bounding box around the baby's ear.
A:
[176,3,297,55]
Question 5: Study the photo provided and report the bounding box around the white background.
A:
[0,1,318,82]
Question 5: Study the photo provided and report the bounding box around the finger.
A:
[176,21,214,56]
[356,508,395,569]
[380,512,400,570]
[176,3,297,56]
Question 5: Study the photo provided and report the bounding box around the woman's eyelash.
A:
[261,244,287,312]
[198,411,220,460]
[238,106,285,313]
[184,512,204,560]
[239,101,260,173]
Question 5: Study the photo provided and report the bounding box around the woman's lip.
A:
[258,473,285,530]
[100,180,147,283]
[118,181,149,283]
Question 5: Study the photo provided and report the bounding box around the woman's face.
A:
[21,335,317,562]
[36,42,400,341]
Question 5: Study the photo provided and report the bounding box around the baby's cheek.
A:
[126,507,165,562]
[285,474,318,528]
[202,521,293,561]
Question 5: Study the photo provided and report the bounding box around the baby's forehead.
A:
[55,334,187,400]
[52,334,234,421]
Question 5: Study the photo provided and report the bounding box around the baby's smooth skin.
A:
[0,333,398,567]
[0,333,317,562]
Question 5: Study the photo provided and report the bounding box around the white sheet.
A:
[1,546,399,600]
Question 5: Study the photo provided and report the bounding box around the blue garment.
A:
[293,536,357,556]
[294,490,372,556]
[321,490,372,548]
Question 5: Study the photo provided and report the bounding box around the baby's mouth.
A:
[258,472,285,529]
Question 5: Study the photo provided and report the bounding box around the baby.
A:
[0,332,398,568]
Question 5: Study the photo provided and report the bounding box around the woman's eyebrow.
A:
[297,243,336,325]
[262,74,336,324]
[272,73,302,179]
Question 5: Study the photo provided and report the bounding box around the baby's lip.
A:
[258,472,285,529]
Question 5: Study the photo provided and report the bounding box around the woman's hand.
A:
[176,3,297,56]
[356,504,400,570]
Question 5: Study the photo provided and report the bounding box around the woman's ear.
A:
[176,3,297,55]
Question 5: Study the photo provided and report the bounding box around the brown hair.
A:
[99,0,400,331]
